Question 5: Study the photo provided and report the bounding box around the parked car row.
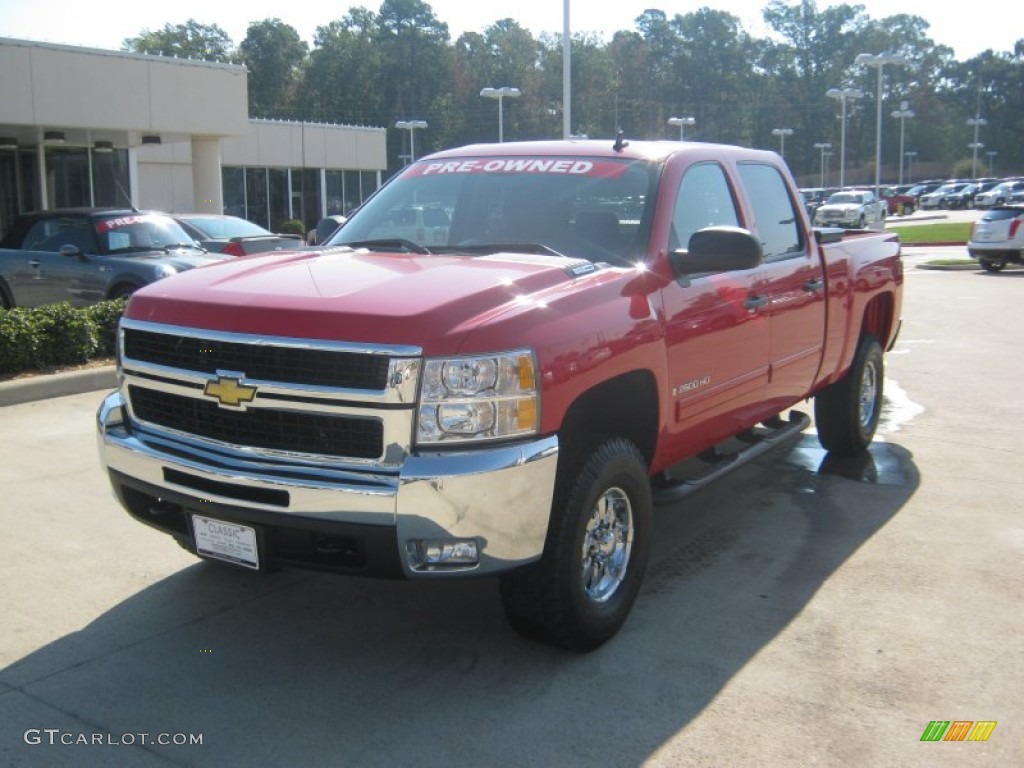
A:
[0,208,308,309]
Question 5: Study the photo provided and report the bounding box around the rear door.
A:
[736,162,826,408]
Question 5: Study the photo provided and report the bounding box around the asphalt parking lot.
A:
[1,248,1021,767]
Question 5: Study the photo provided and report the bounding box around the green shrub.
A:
[83,297,128,356]
[26,302,98,368]
[276,218,306,236]
[0,309,36,373]
[0,299,126,374]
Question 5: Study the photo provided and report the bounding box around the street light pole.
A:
[480,87,521,142]
[855,52,908,197]
[891,101,914,186]
[394,120,428,164]
[771,127,793,158]
[667,116,696,140]
[967,117,987,178]
[826,87,863,188]
[986,150,997,176]
[814,142,832,187]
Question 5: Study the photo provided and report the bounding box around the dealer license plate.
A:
[192,515,259,570]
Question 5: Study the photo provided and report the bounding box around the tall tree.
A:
[122,19,234,62]
[374,0,451,163]
[239,19,309,118]
[299,9,384,125]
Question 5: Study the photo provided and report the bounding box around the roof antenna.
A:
[613,131,629,153]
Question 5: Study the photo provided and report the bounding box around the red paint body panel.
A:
[124,139,902,476]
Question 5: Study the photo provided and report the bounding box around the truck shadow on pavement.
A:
[1,436,918,767]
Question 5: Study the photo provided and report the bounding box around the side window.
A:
[736,163,804,261]
[23,217,97,253]
[670,163,740,252]
[23,220,61,250]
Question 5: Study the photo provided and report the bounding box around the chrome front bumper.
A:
[97,391,558,578]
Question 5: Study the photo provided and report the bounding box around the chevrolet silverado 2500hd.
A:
[97,138,902,650]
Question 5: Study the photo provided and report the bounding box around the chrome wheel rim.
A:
[581,487,633,603]
[859,359,879,430]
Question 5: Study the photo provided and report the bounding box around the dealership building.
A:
[0,37,387,238]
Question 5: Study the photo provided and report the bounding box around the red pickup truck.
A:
[98,138,902,651]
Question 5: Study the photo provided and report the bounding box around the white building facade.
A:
[0,38,387,237]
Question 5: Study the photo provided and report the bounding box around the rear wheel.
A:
[500,438,651,651]
[815,335,884,456]
[979,259,1005,273]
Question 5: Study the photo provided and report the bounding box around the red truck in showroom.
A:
[97,138,903,651]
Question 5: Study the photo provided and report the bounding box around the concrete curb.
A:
[0,366,117,407]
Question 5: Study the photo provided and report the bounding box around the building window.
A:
[223,167,245,218]
[246,168,269,228]
[268,168,288,230]
[91,148,130,207]
[45,147,90,209]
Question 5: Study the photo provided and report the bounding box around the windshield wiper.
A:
[447,243,566,257]
[342,238,431,254]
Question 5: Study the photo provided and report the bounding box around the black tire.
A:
[499,438,651,651]
[857,215,867,228]
[814,335,884,456]
[979,259,1005,273]
[108,282,140,300]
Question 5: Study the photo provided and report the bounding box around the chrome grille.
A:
[123,327,390,389]
[129,386,384,459]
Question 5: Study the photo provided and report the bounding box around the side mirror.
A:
[669,226,763,277]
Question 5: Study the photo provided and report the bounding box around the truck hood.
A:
[125,247,599,354]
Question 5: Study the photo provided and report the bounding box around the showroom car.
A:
[172,213,304,256]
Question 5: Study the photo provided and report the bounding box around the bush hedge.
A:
[0,298,126,375]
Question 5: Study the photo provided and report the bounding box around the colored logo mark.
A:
[920,721,997,742]
[204,375,257,408]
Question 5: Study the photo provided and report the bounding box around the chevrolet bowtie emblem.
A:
[204,375,257,408]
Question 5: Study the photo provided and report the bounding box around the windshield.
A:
[326,155,657,264]
[95,214,199,254]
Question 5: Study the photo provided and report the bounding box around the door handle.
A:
[803,277,824,293]
[744,294,768,311]
[29,260,41,268]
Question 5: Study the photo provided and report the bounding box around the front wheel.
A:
[500,438,651,651]
[814,335,884,456]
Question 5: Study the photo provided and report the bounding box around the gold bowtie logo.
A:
[204,375,257,408]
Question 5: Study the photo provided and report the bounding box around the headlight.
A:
[416,350,538,445]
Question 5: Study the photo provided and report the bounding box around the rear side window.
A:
[737,163,805,261]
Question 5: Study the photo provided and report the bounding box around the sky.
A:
[0,0,1020,61]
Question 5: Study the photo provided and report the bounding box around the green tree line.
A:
[123,0,1024,184]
